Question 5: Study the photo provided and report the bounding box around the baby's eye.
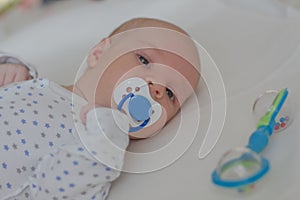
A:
[166,88,175,101]
[137,54,151,67]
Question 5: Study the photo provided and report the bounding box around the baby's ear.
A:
[87,38,111,67]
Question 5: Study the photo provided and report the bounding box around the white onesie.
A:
[0,78,129,200]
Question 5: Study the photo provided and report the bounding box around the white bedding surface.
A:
[1,0,300,199]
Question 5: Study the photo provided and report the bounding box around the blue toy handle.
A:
[211,88,288,190]
[247,126,272,154]
[247,88,288,154]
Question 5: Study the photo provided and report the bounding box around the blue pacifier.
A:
[212,88,289,192]
[113,77,162,132]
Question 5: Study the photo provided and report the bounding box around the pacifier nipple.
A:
[113,78,162,132]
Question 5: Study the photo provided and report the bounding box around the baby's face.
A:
[90,50,199,138]
[86,28,200,138]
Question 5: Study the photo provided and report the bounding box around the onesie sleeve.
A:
[0,52,38,79]
[79,107,130,171]
[28,107,130,200]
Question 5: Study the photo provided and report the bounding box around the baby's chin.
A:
[129,134,147,140]
[128,121,165,140]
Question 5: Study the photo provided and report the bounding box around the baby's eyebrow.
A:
[137,46,168,61]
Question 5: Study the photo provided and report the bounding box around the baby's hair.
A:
[108,17,190,37]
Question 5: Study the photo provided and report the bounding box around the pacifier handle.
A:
[248,88,289,153]
[118,93,151,132]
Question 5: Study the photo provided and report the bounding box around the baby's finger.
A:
[0,65,8,86]
[0,73,5,87]
[80,107,88,125]
[3,71,15,86]
[80,104,95,125]
[80,104,101,125]
[14,70,30,82]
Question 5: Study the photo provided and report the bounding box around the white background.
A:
[1,0,300,199]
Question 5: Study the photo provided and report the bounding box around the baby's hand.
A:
[0,63,31,87]
[80,103,102,125]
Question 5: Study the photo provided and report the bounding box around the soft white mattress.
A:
[1,0,300,199]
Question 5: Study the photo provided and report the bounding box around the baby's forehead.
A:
[139,48,198,80]
[111,27,200,71]
[110,28,200,101]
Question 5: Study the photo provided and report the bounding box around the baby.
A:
[0,18,200,199]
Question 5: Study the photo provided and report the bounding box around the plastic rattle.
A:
[211,88,288,192]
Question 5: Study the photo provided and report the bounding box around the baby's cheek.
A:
[159,97,181,123]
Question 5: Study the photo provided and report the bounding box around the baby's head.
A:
[79,18,200,139]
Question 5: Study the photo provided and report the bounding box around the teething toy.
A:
[211,88,289,192]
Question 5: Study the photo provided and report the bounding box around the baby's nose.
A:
[148,82,165,99]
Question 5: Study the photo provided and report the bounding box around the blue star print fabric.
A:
[0,78,129,200]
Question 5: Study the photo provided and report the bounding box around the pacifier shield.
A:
[113,77,162,130]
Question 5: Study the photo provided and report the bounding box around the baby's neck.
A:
[62,85,73,93]
[62,85,87,101]
[62,82,112,109]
